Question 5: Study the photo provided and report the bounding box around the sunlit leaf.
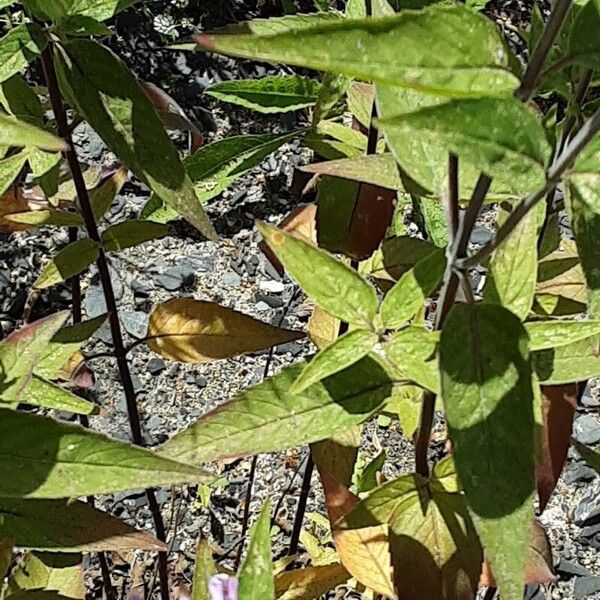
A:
[339,459,483,599]
[146,298,304,363]
[7,552,83,599]
[0,497,166,552]
[35,315,106,380]
[260,203,317,277]
[525,319,600,351]
[275,563,349,600]
[383,327,439,393]
[19,375,99,415]
[34,238,99,289]
[0,114,65,151]
[533,334,600,384]
[380,248,445,329]
[0,24,47,85]
[5,208,83,228]
[0,312,69,402]
[290,329,378,394]
[238,501,275,600]
[347,82,374,129]
[258,221,378,327]
[311,427,361,489]
[0,151,28,196]
[101,219,168,252]
[313,73,351,125]
[89,166,128,221]
[307,305,340,351]
[377,97,549,192]
[0,408,212,498]
[192,540,217,600]
[440,303,535,600]
[386,385,422,439]
[195,6,517,98]
[319,471,394,599]
[54,40,216,239]
[68,0,140,21]
[206,75,320,113]
[158,356,393,465]
[485,204,537,320]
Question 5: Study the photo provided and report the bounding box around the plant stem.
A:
[516,0,572,102]
[414,172,490,478]
[40,44,171,600]
[288,454,315,555]
[460,108,600,269]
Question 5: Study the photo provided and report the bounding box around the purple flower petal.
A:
[208,573,239,600]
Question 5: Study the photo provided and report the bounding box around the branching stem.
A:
[40,43,170,600]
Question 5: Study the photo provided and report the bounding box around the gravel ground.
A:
[2,0,600,598]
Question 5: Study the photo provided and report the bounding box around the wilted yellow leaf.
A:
[147,298,305,363]
[308,305,341,350]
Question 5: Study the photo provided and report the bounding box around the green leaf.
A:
[383,327,439,393]
[21,0,72,21]
[35,315,106,380]
[67,0,139,21]
[347,82,374,129]
[54,40,216,240]
[275,563,350,600]
[28,148,62,179]
[34,238,99,290]
[377,97,550,192]
[157,355,393,465]
[0,151,28,196]
[196,6,517,98]
[18,375,99,415]
[0,497,166,552]
[0,408,212,498]
[0,75,45,124]
[0,114,66,151]
[380,247,445,329]
[186,130,299,198]
[355,450,386,494]
[206,75,320,113]
[339,459,482,599]
[533,334,600,384]
[7,552,83,599]
[192,540,217,600]
[440,303,535,600]
[485,204,537,320]
[565,0,600,69]
[0,312,69,403]
[525,320,600,351]
[5,209,84,228]
[302,154,400,190]
[290,329,378,394]
[313,73,351,126]
[238,501,275,600]
[412,197,448,247]
[386,385,422,438]
[60,15,113,36]
[569,184,600,317]
[100,219,168,252]
[90,166,128,221]
[258,222,378,327]
[0,24,47,85]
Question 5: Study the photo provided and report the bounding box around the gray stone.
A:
[471,226,493,246]
[573,414,600,445]
[255,301,271,312]
[222,271,241,288]
[154,264,196,290]
[131,279,153,297]
[557,559,591,578]
[573,492,600,526]
[565,462,597,484]
[581,388,600,408]
[259,280,285,294]
[147,357,166,375]
[121,311,149,338]
[574,576,600,599]
[256,293,283,308]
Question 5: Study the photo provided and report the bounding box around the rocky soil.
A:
[2,0,600,598]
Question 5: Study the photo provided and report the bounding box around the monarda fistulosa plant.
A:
[0,0,599,598]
